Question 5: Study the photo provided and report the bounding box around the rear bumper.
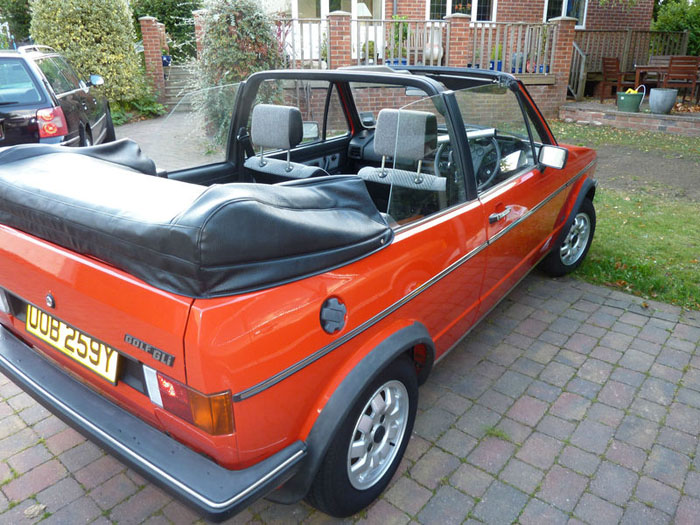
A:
[0,325,306,522]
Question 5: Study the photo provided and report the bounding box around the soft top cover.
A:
[0,145,392,298]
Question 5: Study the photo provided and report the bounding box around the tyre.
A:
[540,198,596,277]
[306,355,418,517]
[104,108,116,143]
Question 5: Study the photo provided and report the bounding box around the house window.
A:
[299,0,321,17]
[544,0,587,27]
[428,0,494,20]
[329,0,351,11]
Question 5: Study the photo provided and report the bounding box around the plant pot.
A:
[649,88,677,114]
[489,60,503,71]
[616,92,643,113]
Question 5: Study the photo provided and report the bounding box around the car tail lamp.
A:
[36,107,68,139]
[143,366,234,435]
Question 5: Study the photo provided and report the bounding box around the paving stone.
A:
[550,392,590,421]
[538,330,569,346]
[657,348,691,370]
[473,361,506,381]
[435,429,477,459]
[31,416,67,440]
[41,496,101,525]
[519,498,568,525]
[565,377,601,399]
[597,380,636,409]
[499,458,543,494]
[45,427,85,456]
[574,492,624,525]
[527,380,561,403]
[536,415,576,441]
[411,448,461,490]
[413,407,458,441]
[649,362,683,384]
[590,345,623,364]
[676,387,700,410]
[510,356,545,378]
[473,480,528,524]
[570,419,614,455]
[516,432,562,470]
[549,317,581,337]
[415,485,472,525]
[108,485,171,524]
[258,501,311,524]
[58,440,103,473]
[612,321,641,338]
[537,465,587,512]
[616,414,659,450]
[610,367,646,387]
[525,341,560,364]
[17,404,50,426]
[466,437,515,475]
[635,476,680,515]
[620,501,671,525]
[600,331,633,351]
[605,439,648,472]
[675,496,700,525]
[385,477,433,517]
[638,377,677,407]
[644,445,690,489]
[577,358,613,384]
[657,427,697,456]
[160,500,201,525]
[516,318,549,339]
[619,348,655,373]
[492,370,532,398]
[540,362,576,388]
[73,455,124,490]
[453,372,492,400]
[505,331,536,350]
[558,445,600,476]
[639,325,671,345]
[488,343,522,367]
[404,435,431,462]
[686,471,700,499]
[506,395,548,427]
[564,333,598,355]
[36,476,84,513]
[555,349,587,368]
[674,324,700,344]
[2,459,67,502]
[629,397,667,424]
[7,444,51,475]
[590,460,638,505]
[495,417,532,445]
[666,402,700,435]
[435,392,472,416]
[587,402,624,427]
[89,472,138,510]
[477,389,514,414]
[455,404,501,439]
[682,369,700,392]
[0,427,39,459]
[449,463,493,498]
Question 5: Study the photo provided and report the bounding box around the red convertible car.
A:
[0,67,596,520]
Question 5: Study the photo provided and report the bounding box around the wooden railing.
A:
[574,29,689,73]
[275,18,330,69]
[568,42,587,101]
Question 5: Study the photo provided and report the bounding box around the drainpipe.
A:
[393,0,397,15]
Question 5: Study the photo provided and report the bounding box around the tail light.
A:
[143,366,234,435]
[36,107,68,139]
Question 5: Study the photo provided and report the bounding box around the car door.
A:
[54,56,104,141]
[453,83,567,317]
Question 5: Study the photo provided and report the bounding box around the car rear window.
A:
[0,59,44,105]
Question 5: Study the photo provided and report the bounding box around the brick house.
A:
[269,0,654,30]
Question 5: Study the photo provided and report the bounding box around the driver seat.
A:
[357,109,445,223]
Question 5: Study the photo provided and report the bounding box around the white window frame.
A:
[542,0,588,29]
[425,0,497,21]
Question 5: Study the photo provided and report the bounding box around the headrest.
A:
[373,109,438,161]
[250,104,303,150]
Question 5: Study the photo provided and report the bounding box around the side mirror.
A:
[359,111,376,127]
[88,74,104,87]
[538,144,568,170]
[302,121,320,141]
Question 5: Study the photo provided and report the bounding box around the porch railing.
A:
[568,42,587,101]
[275,18,330,69]
[574,29,689,73]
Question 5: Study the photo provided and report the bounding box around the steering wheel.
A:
[434,141,452,178]
[471,137,502,192]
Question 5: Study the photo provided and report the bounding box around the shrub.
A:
[193,0,282,143]
[30,0,147,103]
[653,0,700,56]
[0,0,30,42]
[131,0,202,61]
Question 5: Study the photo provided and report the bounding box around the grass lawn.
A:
[549,122,700,310]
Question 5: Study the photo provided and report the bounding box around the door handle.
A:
[489,206,511,224]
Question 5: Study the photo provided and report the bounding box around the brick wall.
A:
[497,0,545,23]
[193,10,205,59]
[328,11,352,69]
[139,16,165,100]
[386,0,425,20]
[585,0,654,30]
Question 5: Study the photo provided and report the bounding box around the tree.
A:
[30,0,147,103]
[131,0,202,61]
[0,0,30,42]
[653,0,700,55]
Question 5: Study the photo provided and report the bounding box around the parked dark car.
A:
[0,45,115,147]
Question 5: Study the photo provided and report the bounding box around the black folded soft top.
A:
[0,141,392,298]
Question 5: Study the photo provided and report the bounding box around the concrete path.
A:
[2,273,700,524]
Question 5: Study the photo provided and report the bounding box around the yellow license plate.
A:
[26,304,120,384]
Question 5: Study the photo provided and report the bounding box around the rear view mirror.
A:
[89,74,104,87]
[303,121,319,141]
[538,144,568,170]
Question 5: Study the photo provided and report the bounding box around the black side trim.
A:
[0,326,306,522]
[269,322,434,504]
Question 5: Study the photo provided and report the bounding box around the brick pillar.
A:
[193,9,206,60]
[328,11,352,70]
[139,16,165,99]
[445,14,471,68]
[157,22,168,55]
[549,16,577,112]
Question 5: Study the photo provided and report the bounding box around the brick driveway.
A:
[2,274,700,524]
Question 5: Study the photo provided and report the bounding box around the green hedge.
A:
[132,0,202,61]
[653,0,700,56]
[30,0,147,103]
